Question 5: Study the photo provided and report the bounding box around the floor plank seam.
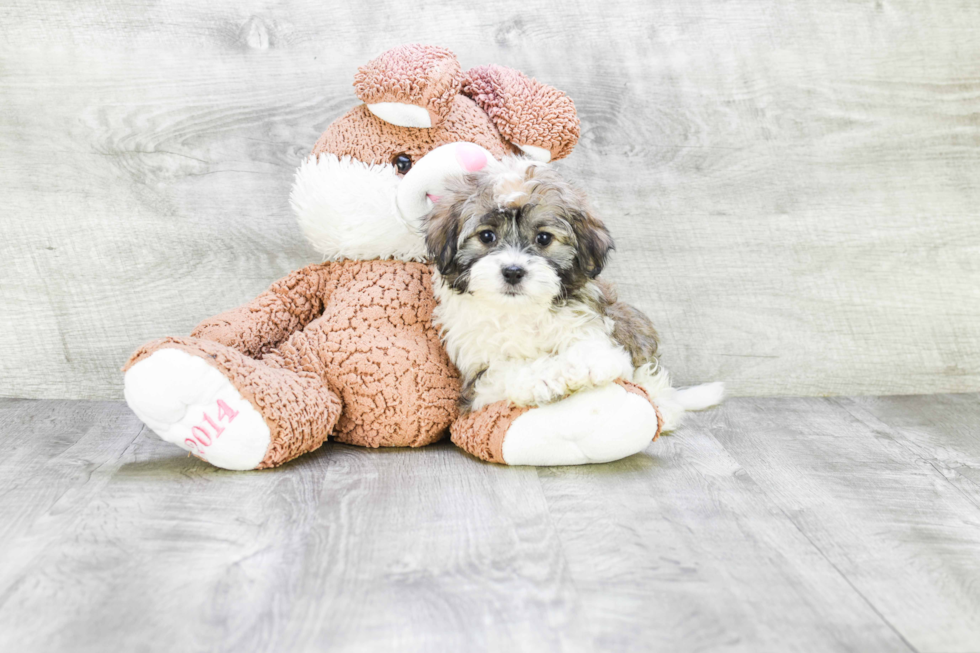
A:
[530,467,590,641]
[0,422,148,615]
[764,496,918,653]
[704,415,922,653]
[830,397,980,513]
[923,459,980,513]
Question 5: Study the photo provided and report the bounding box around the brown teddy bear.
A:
[123,44,668,470]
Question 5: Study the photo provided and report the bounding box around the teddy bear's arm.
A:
[191,263,333,358]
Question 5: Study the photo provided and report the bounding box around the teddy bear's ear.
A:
[462,65,581,162]
[353,44,462,129]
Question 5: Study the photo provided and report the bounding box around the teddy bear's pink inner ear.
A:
[353,44,462,128]
[462,65,581,162]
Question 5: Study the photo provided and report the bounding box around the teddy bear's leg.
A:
[451,380,662,466]
[123,336,341,470]
[286,325,460,450]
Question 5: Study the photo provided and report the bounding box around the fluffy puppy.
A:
[425,157,720,428]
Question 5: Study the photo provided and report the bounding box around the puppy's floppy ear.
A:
[570,208,614,279]
[424,198,463,276]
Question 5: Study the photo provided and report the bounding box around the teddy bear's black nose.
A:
[501,266,526,285]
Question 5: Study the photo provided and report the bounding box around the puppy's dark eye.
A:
[535,232,553,247]
[392,154,412,175]
[478,230,497,245]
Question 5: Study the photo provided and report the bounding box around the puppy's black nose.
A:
[501,265,526,285]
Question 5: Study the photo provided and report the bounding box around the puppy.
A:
[424,157,722,429]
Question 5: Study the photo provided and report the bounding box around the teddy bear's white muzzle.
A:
[395,142,493,228]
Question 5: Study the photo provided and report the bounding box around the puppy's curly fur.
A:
[424,157,664,413]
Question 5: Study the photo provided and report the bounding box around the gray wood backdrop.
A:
[2,0,979,400]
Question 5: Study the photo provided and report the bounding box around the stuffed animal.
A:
[123,44,664,470]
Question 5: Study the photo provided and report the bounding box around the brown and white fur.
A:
[425,157,723,431]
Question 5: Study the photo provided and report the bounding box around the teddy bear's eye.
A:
[478,230,497,245]
[392,154,413,174]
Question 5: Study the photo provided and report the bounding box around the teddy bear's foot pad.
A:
[502,383,659,466]
[124,348,271,470]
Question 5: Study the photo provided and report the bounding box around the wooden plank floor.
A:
[0,394,977,653]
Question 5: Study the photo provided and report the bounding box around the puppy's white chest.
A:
[465,309,560,359]
[434,282,611,377]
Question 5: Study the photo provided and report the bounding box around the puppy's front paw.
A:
[588,354,633,387]
[504,368,565,406]
[527,373,566,405]
[564,342,633,391]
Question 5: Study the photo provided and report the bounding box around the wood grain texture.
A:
[1,0,980,399]
[535,434,913,652]
[698,395,980,653]
[0,400,580,653]
[4,394,980,652]
[837,393,980,510]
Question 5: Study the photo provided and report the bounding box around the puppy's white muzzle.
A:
[467,249,562,304]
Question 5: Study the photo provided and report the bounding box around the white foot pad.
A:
[501,384,659,466]
[124,348,271,470]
